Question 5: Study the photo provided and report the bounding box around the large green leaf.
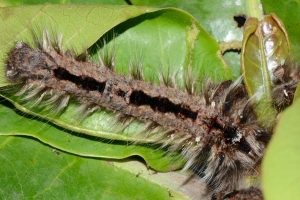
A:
[0,0,127,6]
[131,0,246,42]
[262,99,300,200]
[0,99,184,172]
[131,0,251,78]
[0,136,189,199]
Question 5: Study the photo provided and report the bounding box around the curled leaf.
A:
[241,13,290,129]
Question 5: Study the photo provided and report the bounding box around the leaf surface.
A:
[0,135,189,200]
[0,99,184,171]
[262,99,300,200]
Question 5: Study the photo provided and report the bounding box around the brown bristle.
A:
[216,187,263,200]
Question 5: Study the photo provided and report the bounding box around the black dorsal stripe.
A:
[54,67,106,93]
[129,90,198,120]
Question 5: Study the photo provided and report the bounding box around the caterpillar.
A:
[5,32,271,199]
[272,58,300,111]
[219,187,263,200]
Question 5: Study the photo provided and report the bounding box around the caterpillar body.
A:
[272,58,300,111]
[5,34,271,198]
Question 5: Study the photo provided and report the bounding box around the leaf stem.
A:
[247,0,263,20]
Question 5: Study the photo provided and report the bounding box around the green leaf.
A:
[0,4,161,87]
[0,0,127,6]
[262,99,300,200]
[131,0,247,42]
[0,135,189,199]
[131,0,250,78]
[0,99,184,171]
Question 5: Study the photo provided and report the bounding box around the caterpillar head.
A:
[6,42,55,82]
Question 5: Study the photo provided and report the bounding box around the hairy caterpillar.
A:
[4,31,271,199]
[272,58,300,111]
[220,187,263,200]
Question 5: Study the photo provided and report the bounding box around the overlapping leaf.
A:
[0,136,188,199]
[262,99,300,200]
[241,14,290,129]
